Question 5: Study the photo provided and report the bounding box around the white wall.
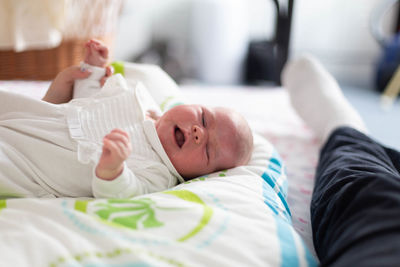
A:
[114,0,397,87]
[291,0,397,88]
[114,0,276,61]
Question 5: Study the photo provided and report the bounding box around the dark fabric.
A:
[311,127,400,267]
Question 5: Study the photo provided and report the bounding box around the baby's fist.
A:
[95,129,132,180]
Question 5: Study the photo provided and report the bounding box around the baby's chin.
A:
[173,163,203,180]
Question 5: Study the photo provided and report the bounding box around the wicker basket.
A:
[0,0,122,81]
[0,36,113,81]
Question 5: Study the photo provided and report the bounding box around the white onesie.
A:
[0,73,184,198]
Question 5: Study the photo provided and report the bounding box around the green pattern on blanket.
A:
[95,198,163,229]
[164,189,213,242]
[74,199,90,212]
[75,198,163,230]
[218,170,228,177]
[74,189,213,242]
[182,170,227,184]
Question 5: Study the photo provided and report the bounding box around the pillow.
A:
[113,61,186,112]
[117,62,318,265]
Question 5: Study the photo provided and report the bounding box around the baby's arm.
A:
[42,66,92,104]
[95,129,132,181]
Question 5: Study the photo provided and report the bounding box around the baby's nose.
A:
[192,125,204,144]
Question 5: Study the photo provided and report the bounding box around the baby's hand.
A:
[100,65,114,87]
[84,39,109,67]
[95,129,132,181]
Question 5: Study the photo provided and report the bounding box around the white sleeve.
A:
[92,163,142,198]
[73,62,106,99]
[92,162,176,198]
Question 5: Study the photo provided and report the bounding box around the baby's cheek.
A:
[173,152,189,167]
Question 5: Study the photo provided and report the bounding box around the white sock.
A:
[281,55,367,143]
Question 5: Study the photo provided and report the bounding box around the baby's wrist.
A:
[95,165,123,181]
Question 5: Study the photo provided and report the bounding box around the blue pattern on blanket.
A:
[274,213,318,267]
[276,215,299,267]
[262,149,291,222]
[261,149,318,267]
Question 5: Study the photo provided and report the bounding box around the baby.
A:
[16,39,253,198]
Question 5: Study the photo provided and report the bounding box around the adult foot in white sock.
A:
[281,55,367,143]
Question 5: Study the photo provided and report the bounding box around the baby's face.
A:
[155,104,252,179]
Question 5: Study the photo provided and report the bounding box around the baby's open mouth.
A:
[174,126,185,148]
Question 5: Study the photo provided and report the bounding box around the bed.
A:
[0,63,319,266]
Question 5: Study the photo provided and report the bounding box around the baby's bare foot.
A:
[84,39,109,67]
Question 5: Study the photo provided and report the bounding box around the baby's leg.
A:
[0,91,93,197]
[73,64,106,99]
[281,55,367,144]
[84,39,109,67]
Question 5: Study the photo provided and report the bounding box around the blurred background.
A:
[0,0,399,148]
[112,0,396,88]
[116,0,400,149]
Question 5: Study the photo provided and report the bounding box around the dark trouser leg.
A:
[311,127,400,267]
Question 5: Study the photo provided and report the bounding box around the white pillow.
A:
[113,62,186,112]
[115,62,318,265]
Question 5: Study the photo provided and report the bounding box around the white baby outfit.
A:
[0,72,183,198]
